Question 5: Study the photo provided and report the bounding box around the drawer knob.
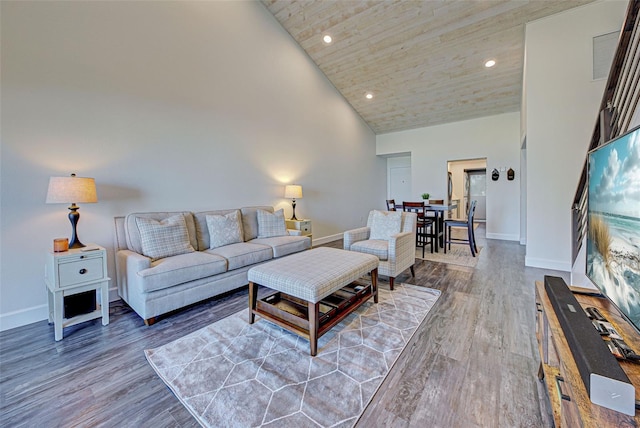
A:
[79,268,88,275]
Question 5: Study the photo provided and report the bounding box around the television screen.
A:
[587,125,640,333]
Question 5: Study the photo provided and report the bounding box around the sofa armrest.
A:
[343,226,370,250]
[117,249,151,273]
[115,249,151,301]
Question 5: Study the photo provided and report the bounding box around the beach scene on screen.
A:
[587,127,640,329]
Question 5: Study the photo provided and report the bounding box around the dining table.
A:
[423,202,458,252]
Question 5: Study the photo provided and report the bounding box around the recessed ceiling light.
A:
[365,93,374,100]
[485,59,496,68]
[323,34,332,44]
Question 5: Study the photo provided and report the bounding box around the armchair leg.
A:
[389,277,394,291]
[410,265,415,278]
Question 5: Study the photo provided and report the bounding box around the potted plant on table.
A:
[421,193,430,200]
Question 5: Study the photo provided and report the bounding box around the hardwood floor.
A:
[0,226,568,427]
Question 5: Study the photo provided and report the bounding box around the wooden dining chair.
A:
[444,200,478,256]
[386,199,396,211]
[402,201,434,256]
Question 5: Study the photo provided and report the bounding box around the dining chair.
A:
[386,199,396,211]
[444,200,478,257]
[402,201,434,256]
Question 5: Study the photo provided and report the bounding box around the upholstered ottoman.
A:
[248,247,379,355]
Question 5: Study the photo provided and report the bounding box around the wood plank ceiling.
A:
[263,0,595,134]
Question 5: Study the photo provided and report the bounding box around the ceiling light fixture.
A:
[365,93,374,100]
[322,34,332,44]
[485,59,496,68]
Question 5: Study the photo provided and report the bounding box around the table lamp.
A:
[46,173,98,248]
[284,184,303,220]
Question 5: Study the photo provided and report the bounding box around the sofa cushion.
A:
[205,242,273,271]
[250,235,311,258]
[137,251,228,293]
[257,208,287,238]
[369,210,402,240]
[206,211,244,249]
[193,209,239,251]
[241,206,273,241]
[350,240,389,261]
[135,214,196,261]
[125,211,198,255]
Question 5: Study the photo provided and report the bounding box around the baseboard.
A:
[485,232,519,241]
[313,233,342,246]
[525,256,571,271]
[0,303,49,332]
[1,287,120,332]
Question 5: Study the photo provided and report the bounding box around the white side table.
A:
[286,219,312,245]
[44,244,110,341]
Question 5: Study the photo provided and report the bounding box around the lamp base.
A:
[68,204,86,249]
[291,200,298,221]
[69,239,86,249]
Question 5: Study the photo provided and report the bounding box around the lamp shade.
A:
[46,175,98,204]
[284,184,303,199]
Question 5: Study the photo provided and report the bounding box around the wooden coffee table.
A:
[248,247,379,356]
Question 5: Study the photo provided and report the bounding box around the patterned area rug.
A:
[145,283,440,427]
[416,244,482,268]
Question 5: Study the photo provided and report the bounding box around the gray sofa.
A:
[114,206,310,324]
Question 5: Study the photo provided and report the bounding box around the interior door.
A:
[389,166,412,205]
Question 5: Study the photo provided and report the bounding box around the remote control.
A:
[592,320,609,335]
[605,324,623,340]
[611,338,640,361]
[585,306,606,321]
[607,340,624,359]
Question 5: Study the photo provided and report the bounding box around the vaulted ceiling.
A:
[263,0,595,134]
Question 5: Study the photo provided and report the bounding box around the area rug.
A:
[145,283,440,428]
[416,244,482,267]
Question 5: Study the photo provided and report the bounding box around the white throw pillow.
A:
[206,211,243,249]
[135,214,195,261]
[369,210,402,240]
[257,208,287,238]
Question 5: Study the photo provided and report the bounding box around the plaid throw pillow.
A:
[257,208,287,238]
[135,214,195,261]
[206,211,244,249]
[369,210,402,240]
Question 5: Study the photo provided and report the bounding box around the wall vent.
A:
[593,31,618,80]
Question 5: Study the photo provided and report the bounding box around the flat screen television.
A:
[586,124,640,333]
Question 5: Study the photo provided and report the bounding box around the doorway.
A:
[387,155,412,205]
[465,168,487,221]
[447,158,487,221]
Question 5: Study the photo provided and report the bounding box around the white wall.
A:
[377,112,521,241]
[0,1,385,330]
[524,0,627,271]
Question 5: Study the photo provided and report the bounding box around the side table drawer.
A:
[298,221,311,234]
[286,219,312,234]
[58,258,105,287]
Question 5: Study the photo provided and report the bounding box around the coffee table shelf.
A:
[251,278,375,355]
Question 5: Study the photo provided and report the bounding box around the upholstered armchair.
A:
[343,210,417,290]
